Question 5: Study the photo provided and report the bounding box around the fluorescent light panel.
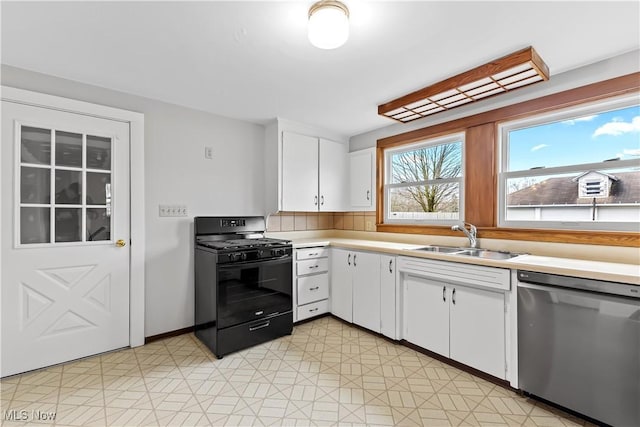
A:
[379,46,549,123]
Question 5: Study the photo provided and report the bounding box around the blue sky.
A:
[508,104,640,171]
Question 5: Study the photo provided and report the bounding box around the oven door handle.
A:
[249,321,271,331]
[217,255,291,269]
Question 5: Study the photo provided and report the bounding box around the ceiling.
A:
[2,1,639,138]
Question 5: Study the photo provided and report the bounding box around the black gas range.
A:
[194,216,293,358]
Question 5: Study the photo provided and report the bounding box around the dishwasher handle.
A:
[518,270,639,299]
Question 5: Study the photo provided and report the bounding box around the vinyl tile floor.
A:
[1,316,593,427]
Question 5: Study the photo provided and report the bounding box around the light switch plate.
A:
[204,147,213,159]
[159,204,188,217]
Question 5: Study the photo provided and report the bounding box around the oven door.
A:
[217,256,292,329]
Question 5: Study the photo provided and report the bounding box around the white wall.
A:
[350,49,640,151]
[1,65,265,337]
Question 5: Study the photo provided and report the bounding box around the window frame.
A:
[384,133,465,225]
[498,94,640,232]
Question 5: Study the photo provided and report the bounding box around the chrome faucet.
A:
[451,222,478,248]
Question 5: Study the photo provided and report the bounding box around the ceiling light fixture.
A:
[308,0,349,50]
[378,46,550,123]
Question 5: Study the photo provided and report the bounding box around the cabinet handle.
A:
[321,195,324,206]
[353,254,357,267]
[309,286,319,291]
[308,265,319,269]
[348,253,351,265]
[309,307,319,312]
[442,286,446,302]
[249,321,270,331]
[366,190,370,200]
[452,288,456,305]
[308,252,319,256]
[389,260,393,273]
[314,195,318,206]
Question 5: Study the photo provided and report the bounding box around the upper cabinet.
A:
[265,119,348,214]
[350,148,376,211]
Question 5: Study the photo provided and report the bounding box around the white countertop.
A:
[292,238,640,285]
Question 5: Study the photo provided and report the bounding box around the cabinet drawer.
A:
[297,258,329,275]
[296,247,329,260]
[297,299,329,321]
[298,273,329,305]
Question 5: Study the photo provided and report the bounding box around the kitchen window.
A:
[499,94,640,231]
[384,133,464,225]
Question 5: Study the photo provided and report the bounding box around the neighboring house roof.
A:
[507,171,640,206]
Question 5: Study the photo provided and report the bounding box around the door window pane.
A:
[55,170,82,204]
[55,208,81,242]
[87,136,111,170]
[21,207,51,244]
[86,173,110,205]
[21,167,51,204]
[55,131,83,167]
[21,126,51,165]
[87,209,111,241]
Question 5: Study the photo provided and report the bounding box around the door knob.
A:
[116,239,127,247]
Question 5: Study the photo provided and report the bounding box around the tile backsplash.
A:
[267,211,376,232]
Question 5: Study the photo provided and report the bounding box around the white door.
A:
[330,248,353,322]
[1,100,131,377]
[350,150,372,208]
[352,251,381,333]
[281,131,318,211]
[449,285,506,379]
[318,138,347,211]
[404,276,450,357]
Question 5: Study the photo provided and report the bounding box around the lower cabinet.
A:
[295,246,330,322]
[400,257,509,380]
[331,249,398,338]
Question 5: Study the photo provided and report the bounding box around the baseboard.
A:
[145,326,195,344]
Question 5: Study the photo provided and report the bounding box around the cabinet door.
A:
[450,286,505,379]
[330,249,353,322]
[282,131,318,211]
[350,150,373,208]
[404,276,449,357]
[319,138,348,211]
[352,251,381,333]
[380,255,397,339]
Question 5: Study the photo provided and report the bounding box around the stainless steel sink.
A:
[456,248,521,260]
[413,246,521,259]
[414,245,465,254]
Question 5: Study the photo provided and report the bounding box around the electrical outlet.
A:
[204,146,213,159]
[365,219,375,231]
[159,204,188,217]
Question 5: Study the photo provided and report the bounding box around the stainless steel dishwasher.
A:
[517,270,640,427]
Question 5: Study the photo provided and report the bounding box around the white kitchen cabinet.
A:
[352,251,381,333]
[398,256,509,379]
[282,132,319,211]
[404,276,450,356]
[330,248,382,332]
[330,248,353,322]
[265,121,349,214]
[379,255,398,339]
[350,148,376,210]
[449,285,505,379]
[295,246,330,322]
[319,138,348,211]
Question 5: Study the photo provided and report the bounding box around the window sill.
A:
[376,224,640,247]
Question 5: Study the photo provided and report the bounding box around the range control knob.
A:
[229,252,241,261]
[258,250,264,257]
[240,252,248,261]
[271,248,283,257]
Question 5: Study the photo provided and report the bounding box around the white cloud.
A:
[562,114,598,125]
[531,144,549,152]
[623,148,640,156]
[593,116,640,137]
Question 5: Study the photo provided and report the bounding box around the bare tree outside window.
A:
[390,142,462,217]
